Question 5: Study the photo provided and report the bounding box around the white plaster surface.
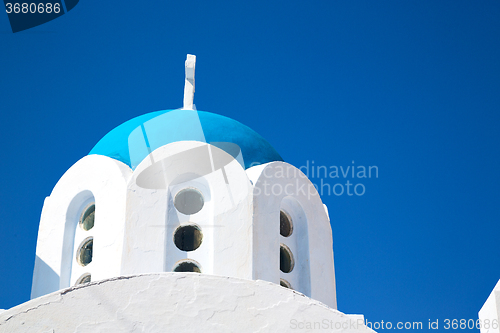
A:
[479,279,500,333]
[5,273,374,333]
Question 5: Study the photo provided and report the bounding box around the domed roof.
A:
[89,110,283,170]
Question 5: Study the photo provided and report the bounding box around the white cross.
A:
[183,54,196,110]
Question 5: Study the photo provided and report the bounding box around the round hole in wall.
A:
[77,238,93,267]
[76,273,91,285]
[280,210,293,237]
[174,224,203,252]
[280,278,292,289]
[280,243,294,273]
[174,188,204,215]
[79,203,95,231]
[173,260,202,273]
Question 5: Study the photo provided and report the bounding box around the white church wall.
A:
[248,161,337,309]
[5,273,374,333]
[209,149,253,279]
[31,155,131,299]
[479,279,500,333]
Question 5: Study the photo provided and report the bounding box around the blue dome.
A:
[89,110,283,170]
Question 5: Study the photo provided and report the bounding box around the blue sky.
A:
[1,1,499,331]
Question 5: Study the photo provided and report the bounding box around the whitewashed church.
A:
[0,55,376,332]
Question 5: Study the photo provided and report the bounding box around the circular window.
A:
[79,203,95,231]
[280,210,293,237]
[280,243,294,273]
[174,224,203,251]
[76,273,91,285]
[77,238,93,267]
[173,260,202,273]
[280,278,292,289]
[174,188,204,215]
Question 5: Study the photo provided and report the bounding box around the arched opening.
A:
[79,203,95,231]
[173,260,202,273]
[62,191,95,289]
[280,278,292,289]
[75,273,91,285]
[174,224,203,251]
[77,237,93,267]
[174,188,204,215]
[280,210,293,237]
[280,243,294,273]
[279,196,311,297]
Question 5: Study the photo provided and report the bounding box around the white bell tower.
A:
[30,54,337,309]
[0,54,378,333]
